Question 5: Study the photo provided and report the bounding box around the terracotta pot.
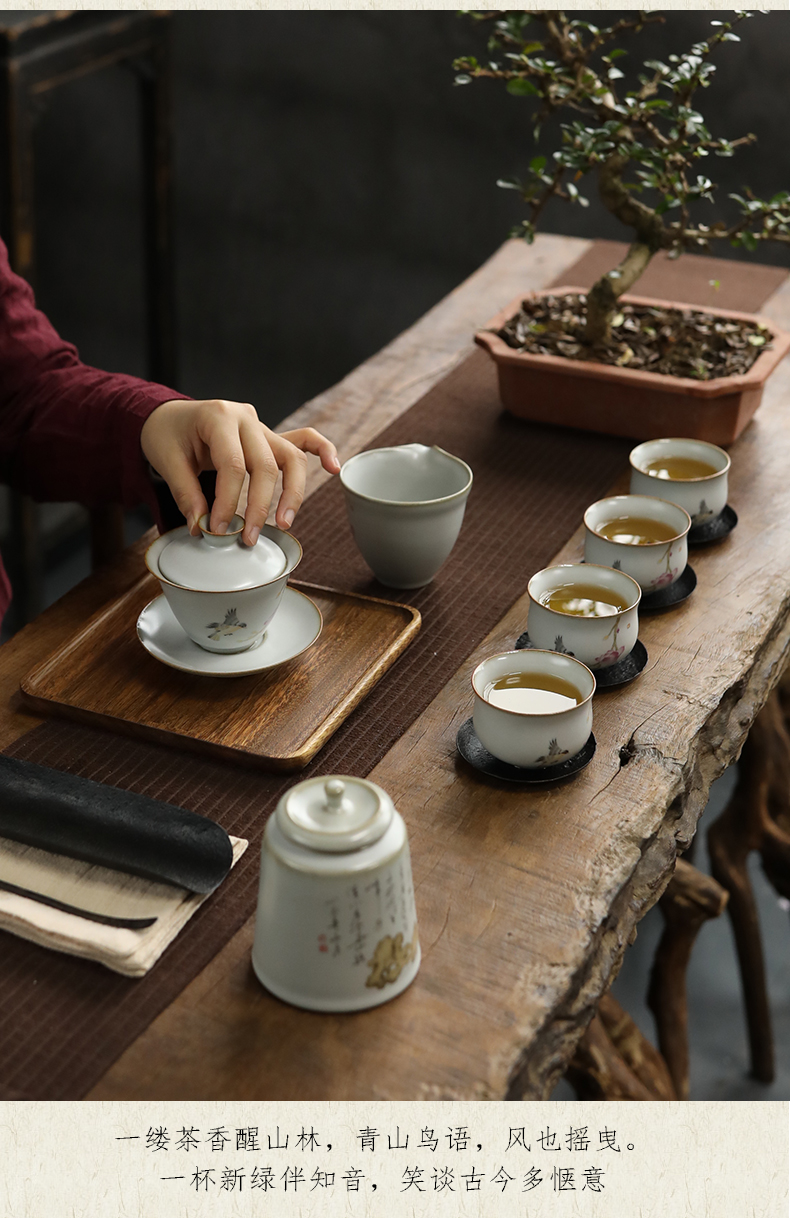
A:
[475,286,790,446]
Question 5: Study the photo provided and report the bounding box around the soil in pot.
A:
[497,293,772,382]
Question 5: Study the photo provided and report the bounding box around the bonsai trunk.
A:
[584,148,666,346]
[584,239,655,345]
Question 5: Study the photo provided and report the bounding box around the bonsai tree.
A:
[454,11,790,347]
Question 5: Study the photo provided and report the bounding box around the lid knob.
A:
[275,775,395,853]
[324,779,346,813]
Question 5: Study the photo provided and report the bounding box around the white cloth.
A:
[0,836,248,977]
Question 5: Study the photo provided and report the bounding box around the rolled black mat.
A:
[0,754,233,893]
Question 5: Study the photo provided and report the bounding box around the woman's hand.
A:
[141,399,340,546]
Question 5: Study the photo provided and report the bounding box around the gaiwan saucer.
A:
[137,587,322,677]
[515,632,648,689]
[456,718,596,785]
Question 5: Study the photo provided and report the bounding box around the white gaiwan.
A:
[146,513,302,654]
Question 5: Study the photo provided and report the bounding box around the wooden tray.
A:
[20,578,421,772]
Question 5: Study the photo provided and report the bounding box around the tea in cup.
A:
[527,563,641,669]
[471,649,595,768]
[340,444,473,588]
[629,438,730,525]
[584,494,691,593]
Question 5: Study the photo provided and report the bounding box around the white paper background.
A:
[0,2,786,1215]
[0,1100,787,1218]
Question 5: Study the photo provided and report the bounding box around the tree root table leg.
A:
[565,993,677,1100]
[708,688,790,1083]
[567,860,728,1101]
[646,858,728,1099]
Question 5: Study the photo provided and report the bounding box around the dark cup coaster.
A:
[515,633,648,689]
[639,564,697,613]
[456,719,596,785]
[688,503,738,547]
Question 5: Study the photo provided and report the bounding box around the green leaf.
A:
[510,220,536,245]
[529,155,547,172]
[506,78,539,97]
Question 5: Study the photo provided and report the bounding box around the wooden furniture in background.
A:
[647,859,729,1099]
[0,236,788,1099]
[0,11,175,630]
[566,993,677,1101]
[708,679,790,1083]
[566,860,728,1102]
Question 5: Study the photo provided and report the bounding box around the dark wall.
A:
[31,11,790,430]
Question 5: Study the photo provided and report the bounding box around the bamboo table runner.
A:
[0,245,785,1100]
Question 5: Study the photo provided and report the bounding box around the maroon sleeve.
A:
[0,238,189,516]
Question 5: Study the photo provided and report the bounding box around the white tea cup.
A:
[584,494,691,594]
[471,649,595,769]
[340,443,473,588]
[527,563,641,670]
[629,437,730,526]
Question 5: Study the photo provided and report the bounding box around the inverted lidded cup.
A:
[629,437,730,526]
[471,649,595,769]
[584,494,691,594]
[340,443,473,588]
[527,562,641,670]
[145,513,301,653]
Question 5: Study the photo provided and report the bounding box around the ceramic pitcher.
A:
[252,775,420,1011]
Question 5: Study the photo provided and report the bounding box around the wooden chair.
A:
[0,12,176,631]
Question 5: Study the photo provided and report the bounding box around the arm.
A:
[0,238,340,541]
[0,239,186,517]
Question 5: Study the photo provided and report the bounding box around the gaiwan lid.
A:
[275,776,394,854]
[158,513,287,592]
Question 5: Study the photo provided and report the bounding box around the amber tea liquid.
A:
[642,456,718,481]
[539,581,631,618]
[484,671,583,714]
[596,515,678,545]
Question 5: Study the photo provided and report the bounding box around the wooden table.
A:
[3,235,789,1100]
